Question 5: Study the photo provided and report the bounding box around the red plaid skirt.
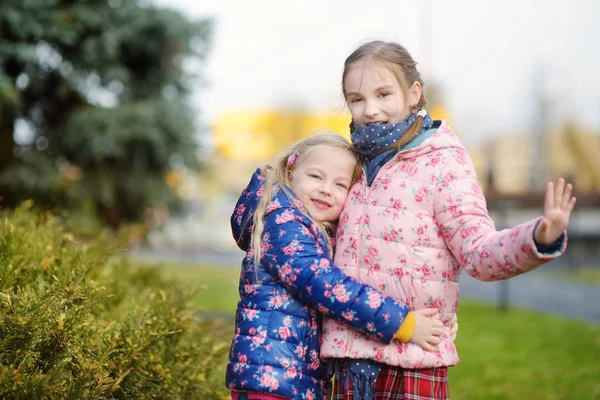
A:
[332,365,449,400]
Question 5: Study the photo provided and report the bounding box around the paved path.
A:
[130,248,600,324]
[458,268,600,323]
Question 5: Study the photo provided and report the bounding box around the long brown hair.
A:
[251,133,361,266]
[343,40,427,149]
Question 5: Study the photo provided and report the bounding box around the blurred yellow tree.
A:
[214,109,351,161]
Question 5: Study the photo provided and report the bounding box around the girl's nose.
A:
[319,184,332,195]
[364,100,379,118]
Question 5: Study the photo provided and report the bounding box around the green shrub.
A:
[0,204,228,399]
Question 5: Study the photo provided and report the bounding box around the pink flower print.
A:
[256,185,264,196]
[308,359,320,370]
[284,366,298,379]
[252,334,265,346]
[279,263,292,276]
[318,305,329,314]
[292,198,304,208]
[305,390,315,400]
[372,263,381,272]
[282,241,298,255]
[392,198,403,210]
[332,284,350,302]
[278,326,291,340]
[283,315,293,326]
[368,246,379,257]
[319,258,330,269]
[275,210,295,224]
[335,291,350,303]
[260,238,272,254]
[428,298,443,310]
[296,344,307,358]
[374,349,385,362]
[521,243,533,254]
[341,213,350,224]
[401,162,418,176]
[472,182,482,194]
[415,193,423,202]
[272,295,283,308]
[280,358,291,368]
[260,373,279,390]
[342,311,355,321]
[460,226,479,239]
[244,309,258,321]
[421,265,432,276]
[366,322,375,332]
[239,354,248,365]
[266,199,280,213]
[367,290,382,309]
[447,204,462,218]
[364,213,371,224]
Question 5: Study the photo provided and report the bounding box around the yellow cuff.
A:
[394,312,416,342]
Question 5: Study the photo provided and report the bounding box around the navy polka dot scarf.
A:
[351,109,434,186]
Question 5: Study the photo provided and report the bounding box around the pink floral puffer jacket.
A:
[320,121,566,369]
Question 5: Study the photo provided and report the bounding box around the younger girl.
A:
[320,40,577,400]
[227,134,456,400]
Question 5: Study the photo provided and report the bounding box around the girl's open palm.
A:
[534,178,577,245]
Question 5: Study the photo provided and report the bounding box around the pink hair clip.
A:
[286,153,297,167]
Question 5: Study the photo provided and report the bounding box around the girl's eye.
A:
[380,91,391,98]
[349,98,362,103]
[336,183,349,189]
[309,174,321,180]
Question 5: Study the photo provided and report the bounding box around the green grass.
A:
[449,302,600,399]
[159,263,240,314]
[156,262,600,400]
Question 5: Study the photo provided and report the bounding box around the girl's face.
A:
[289,144,356,223]
[344,58,421,126]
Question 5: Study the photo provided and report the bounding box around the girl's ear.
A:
[408,81,422,110]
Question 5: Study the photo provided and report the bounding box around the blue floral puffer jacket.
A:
[226,169,411,400]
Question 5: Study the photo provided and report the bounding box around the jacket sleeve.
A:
[260,205,410,344]
[434,146,567,282]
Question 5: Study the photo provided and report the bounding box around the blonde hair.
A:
[251,133,361,266]
[342,40,427,149]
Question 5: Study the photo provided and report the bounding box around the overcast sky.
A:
[155,0,600,146]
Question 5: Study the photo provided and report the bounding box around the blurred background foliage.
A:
[0,0,211,228]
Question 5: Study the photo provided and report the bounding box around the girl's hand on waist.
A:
[447,314,458,341]
[408,308,443,352]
